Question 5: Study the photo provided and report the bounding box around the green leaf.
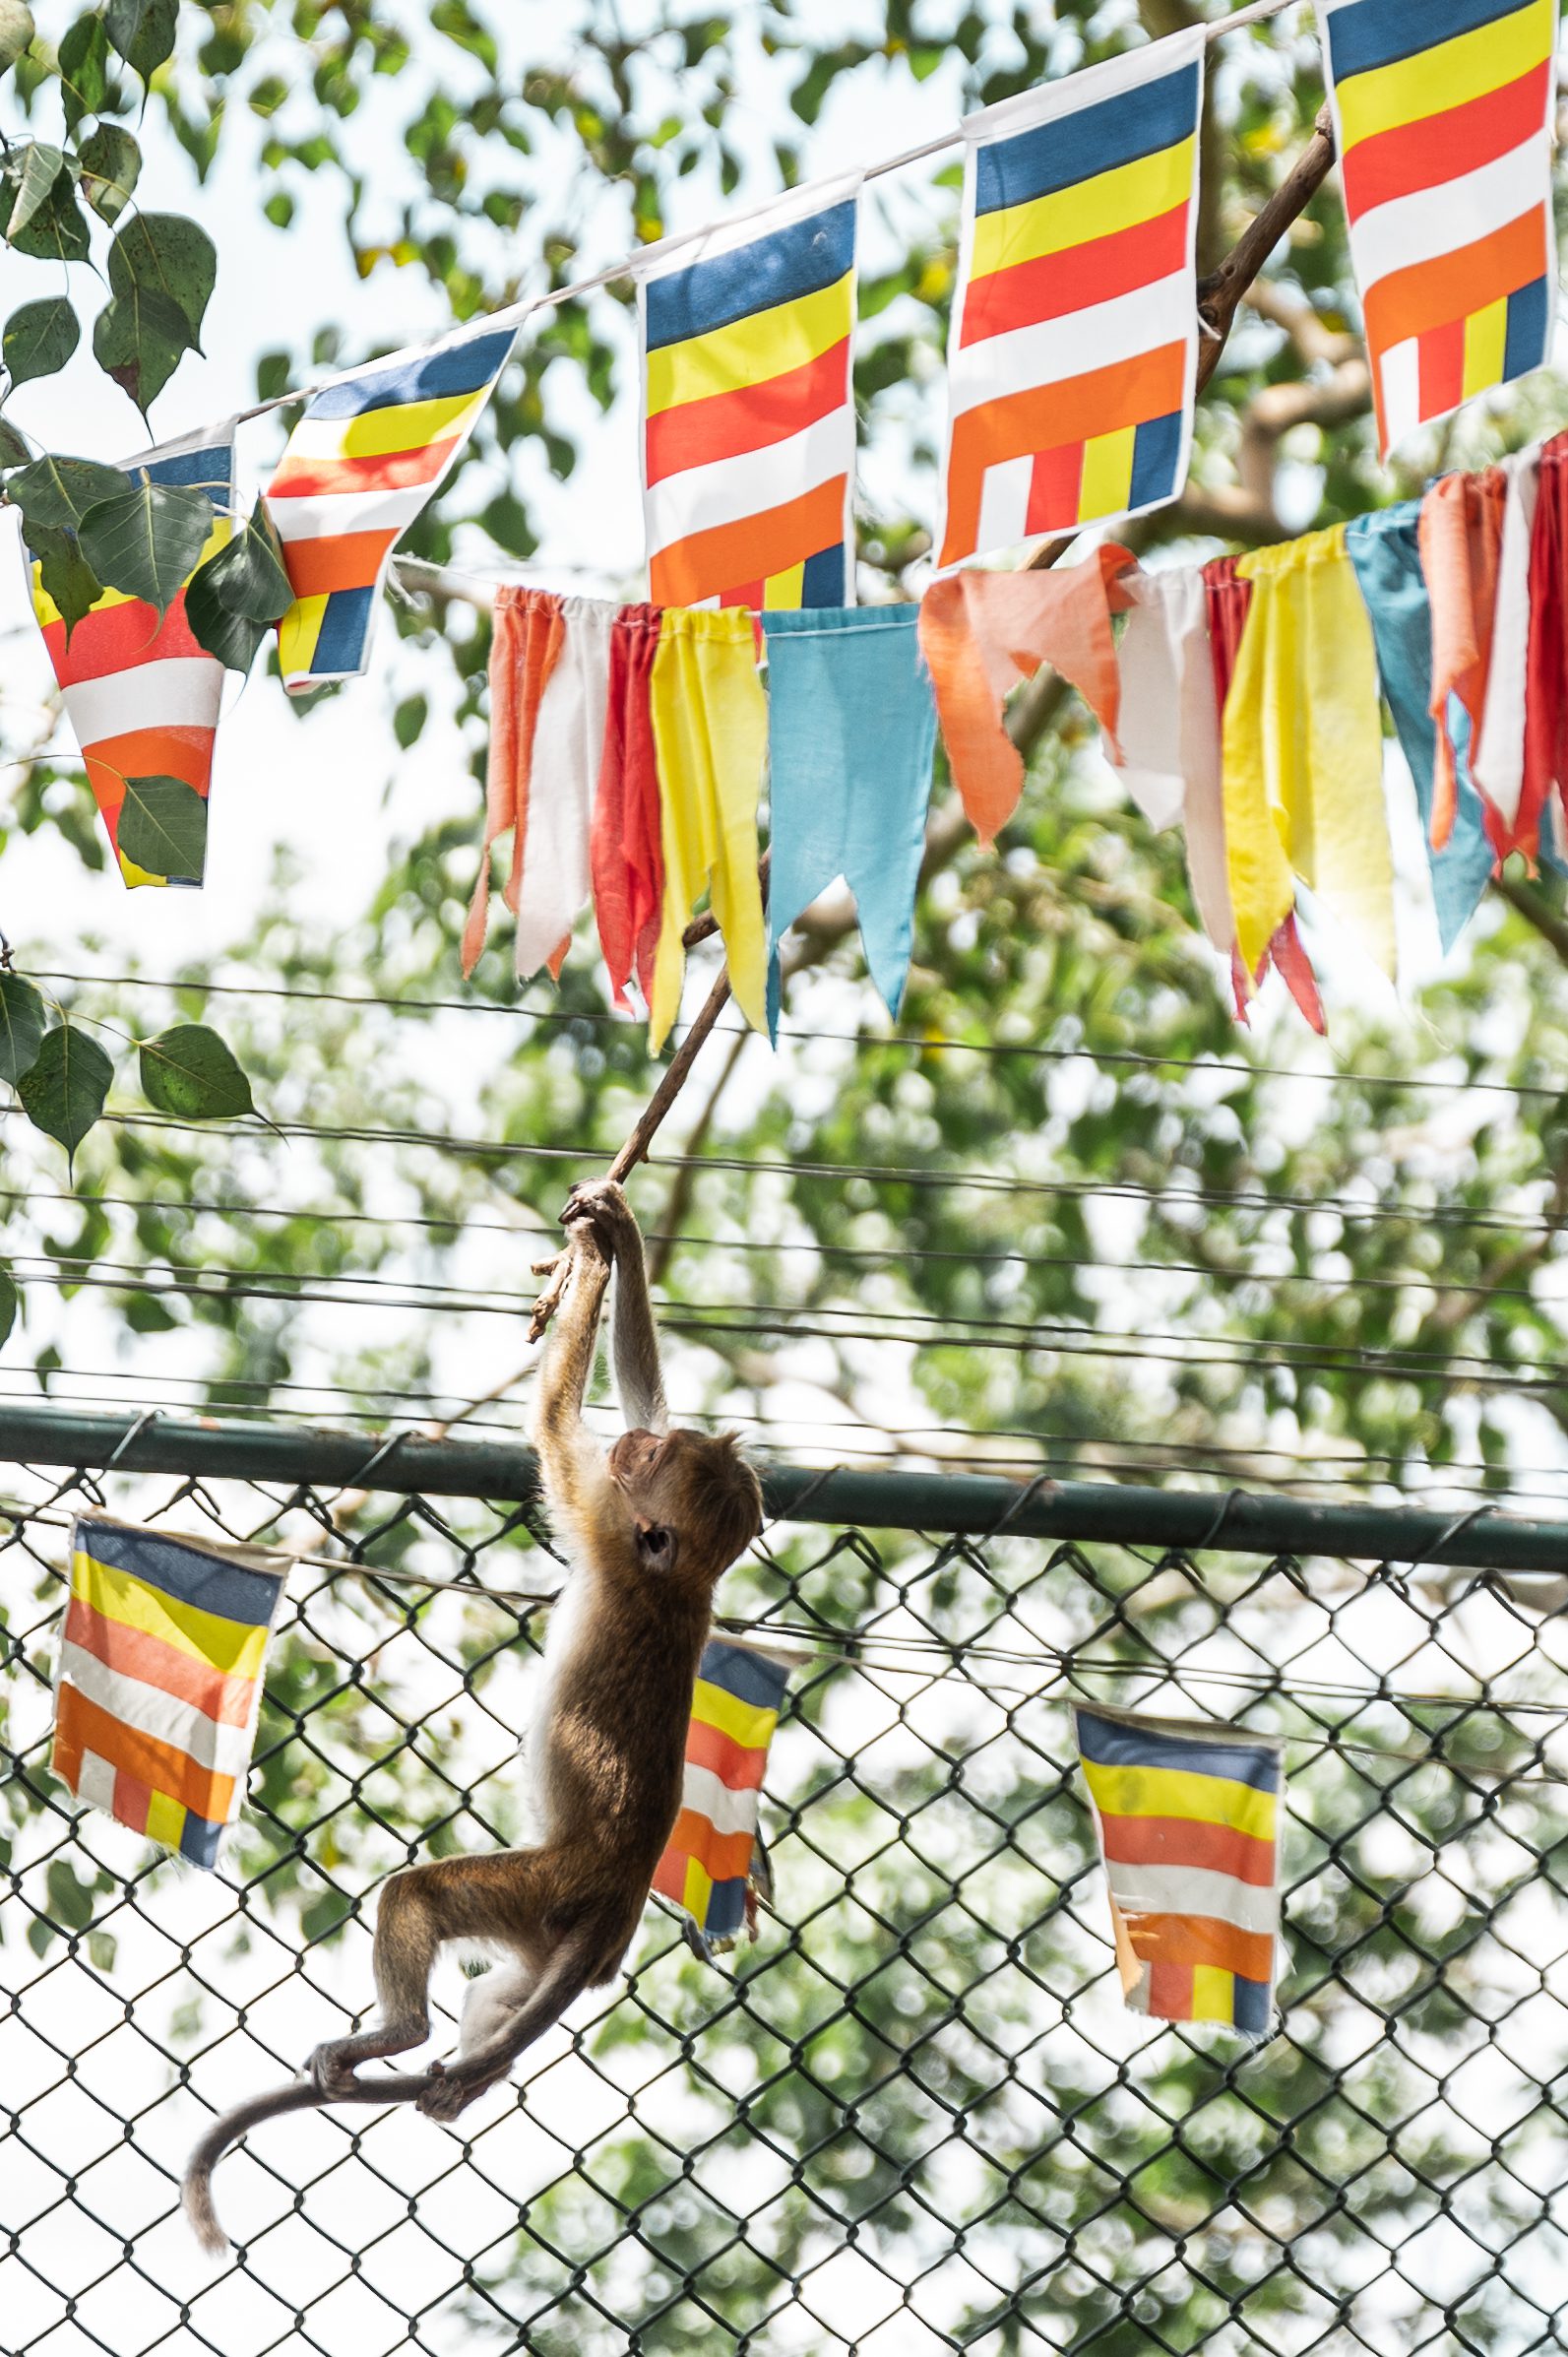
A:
[77,479,214,614]
[57,11,109,128]
[0,1268,16,1348]
[3,295,80,387]
[92,284,195,417]
[108,213,216,351]
[17,1022,112,1170]
[5,155,90,262]
[25,523,103,641]
[77,124,140,223]
[103,0,176,80]
[140,1024,254,1120]
[183,501,291,670]
[0,971,46,1082]
[0,417,30,469]
[0,0,34,74]
[115,773,208,880]
[6,142,64,241]
[393,693,428,749]
[9,453,126,532]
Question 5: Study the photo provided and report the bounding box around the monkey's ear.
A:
[635,1521,677,1573]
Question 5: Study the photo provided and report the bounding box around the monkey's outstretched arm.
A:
[582,1184,668,1433]
[182,2064,434,2256]
[533,1222,615,1542]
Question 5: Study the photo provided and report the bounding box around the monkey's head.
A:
[607,1427,763,1589]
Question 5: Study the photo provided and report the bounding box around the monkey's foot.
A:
[309,2042,365,2101]
[415,2060,503,2123]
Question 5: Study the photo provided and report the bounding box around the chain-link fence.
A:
[4,1410,1568,2357]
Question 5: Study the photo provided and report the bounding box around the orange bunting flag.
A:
[918,546,1138,844]
[52,1516,285,1870]
[1417,467,1506,851]
[652,1638,790,1960]
[29,427,235,889]
[1315,0,1556,458]
[939,28,1204,565]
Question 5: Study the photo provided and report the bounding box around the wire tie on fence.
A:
[100,1409,157,1476]
[342,1430,412,1499]
[1194,1489,1246,1550]
[985,1473,1055,1541]
[1395,1502,1501,1598]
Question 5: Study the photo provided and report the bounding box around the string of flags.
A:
[16,9,1567,1029]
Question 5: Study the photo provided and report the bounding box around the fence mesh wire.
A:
[4,1439,1568,2357]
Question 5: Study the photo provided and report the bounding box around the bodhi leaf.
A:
[5,142,64,242]
[0,418,30,469]
[3,296,80,387]
[0,0,34,74]
[17,1022,113,1171]
[103,0,176,81]
[116,774,208,879]
[7,453,125,532]
[77,124,140,223]
[108,214,216,351]
[139,1025,254,1120]
[0,1268,17,1350]
[57,11,109,129]
[77,479,213,615]
[24,524,102,641]
[93,284,196,417]
[185,503,292,670]
[0,971,46,1083]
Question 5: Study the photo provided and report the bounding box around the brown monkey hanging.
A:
[182,1179,763,2254]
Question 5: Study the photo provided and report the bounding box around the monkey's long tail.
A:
[182,2068,435,2256]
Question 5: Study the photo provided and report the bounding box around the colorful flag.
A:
[52,1516,286,1870]
[29,427,234,888]
[264,323,516,694]
[652,1637,789,1958]
[1315,0,1557,458]
[1076,1703,1284,2037]
[939,27,1204,566]
[635,174,861,610]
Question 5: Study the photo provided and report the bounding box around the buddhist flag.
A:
[1075,1702,1284,2039]
[939,27,1204,566]
[652,1637,790,1959]
[1316,0,1557,459]
[265,322,516,693]
[30,427,234,888]
[52,1516,286,1870]
[635,174,861,610]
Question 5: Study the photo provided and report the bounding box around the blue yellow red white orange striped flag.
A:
[52,1516,286,1870]
[652,1637,791,1959]
[634,174,861,611]
[264,322,516,693]
[1075,1702,1284,2039]
[29,427,235,889]
[938,27,1205,566]
[1315,0,1557,459]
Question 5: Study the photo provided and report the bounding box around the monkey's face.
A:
[607,1428,762,1590]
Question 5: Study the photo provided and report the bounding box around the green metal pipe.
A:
[0,1401,1557,1573]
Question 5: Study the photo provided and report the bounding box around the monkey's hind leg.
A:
[309,1862,448,2095]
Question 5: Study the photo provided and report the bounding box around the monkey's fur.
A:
[182,1179,763,2253]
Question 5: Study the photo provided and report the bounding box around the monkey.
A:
[182,1178,763,2254]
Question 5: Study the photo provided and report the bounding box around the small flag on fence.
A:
[1316,0,1557,458]
[29,427,235,889]
[653,1637,790,1958]
[265,322,516,694]
[939,26,1204,565]
[635,174,861,610]
[1075,1701,1284,2038]
[52,1517,286,1870]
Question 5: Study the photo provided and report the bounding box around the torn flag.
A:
[1076,1701,1285,2038]
[635,175,861,609]
[29,426,234,889]
[939,27,1204,564]
[1315,0,1556,458]
[52,1516,286,1870]
[653,1637,790,1959]
[265,322,516,693]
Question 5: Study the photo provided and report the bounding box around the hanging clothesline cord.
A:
[226,0,1303,431]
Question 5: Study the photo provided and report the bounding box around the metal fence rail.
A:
[3,1407,1567,2357]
